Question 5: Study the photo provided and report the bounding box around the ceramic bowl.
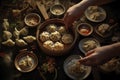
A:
[24,13,41,27]
[76,23,93,36]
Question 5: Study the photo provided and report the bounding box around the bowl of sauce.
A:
[77,23,93,36]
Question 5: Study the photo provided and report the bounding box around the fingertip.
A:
[86,49,95,56]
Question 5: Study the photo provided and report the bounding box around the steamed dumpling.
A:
[15,39,27,47]
[3,31,12,40]
[23,35,36,43]
[2,39,15,47]
[50,31,61,42]
[40,31,50,42]
[53,42,64,51]
[62,34,73,44]
[47,24,57,32]
[58,26,66,34]
[43,40,54,50]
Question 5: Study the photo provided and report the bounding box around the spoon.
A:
[107,23,118,32]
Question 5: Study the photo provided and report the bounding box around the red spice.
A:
[79,28,90,35]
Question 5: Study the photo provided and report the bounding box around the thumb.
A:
[86,49,95,56]
[79,57,89,65]
[79,56,95,66]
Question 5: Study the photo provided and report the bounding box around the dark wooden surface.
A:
[0,0,120,80]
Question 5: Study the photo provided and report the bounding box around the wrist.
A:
[110,42,120,57]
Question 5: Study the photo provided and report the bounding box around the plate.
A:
[15,51,38,72]
[64,55,91,80]
[85,6,106,22]
[79,38,100,54]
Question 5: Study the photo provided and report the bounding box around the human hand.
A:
[79,45,115,66]
[63,4,84,29]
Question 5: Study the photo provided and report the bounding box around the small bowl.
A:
[24,13,41,27]
[15,51,38,72]
[95,23,113,38]
[64,55,91,80]
[78,38,100,54]
[77,23,93,36]
[50,4,65,16]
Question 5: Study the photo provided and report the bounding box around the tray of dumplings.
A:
[36,19,78,56]
[1,18,36,47]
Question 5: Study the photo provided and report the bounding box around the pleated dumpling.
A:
[3,19,9,30]
[50,31,61,42]
[53,42,64,51]
[46,24,57,33]
[40,31,50,42]
[20,27,29,36]
[62,34,73,44]
[13,27,20,39]
[15,39,27,47]
[3,31,12,40]
[23,35,36,43]
[58,26,66,35]
[43,40,54,50]
[2,39,15,47]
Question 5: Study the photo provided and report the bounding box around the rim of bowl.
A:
[77,23,93,36]
[84,6,106,22]
[24,13,41,27]
[50,4,65,16]
[64,55,92,80]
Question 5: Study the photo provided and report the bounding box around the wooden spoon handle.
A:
[36,1,49,20]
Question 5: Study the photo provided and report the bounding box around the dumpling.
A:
[98,24,109,34]
[50,31,61,42]
[53,42,64,51]
[100,58,119,72]
[3,31,12,40]
[62,34,73,44]
[13,27,20,39]
[90,12,103,20]
[43,40,54,50]
[20,27,29,36]
[2,39,15,47]
[19,55,33,67]
[46,24,57,32]
[40,31,50,42]
[23,35,36,43]
[58,26,66,34]
[15,39,27,47]
[82,40,97,51]
[3,19,9,30]
[67,59,87,77]
[87,6,98,14]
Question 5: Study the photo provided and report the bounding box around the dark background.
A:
[0,0,120,80]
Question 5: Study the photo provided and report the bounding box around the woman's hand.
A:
[63,4,83,28]
[79,45,116,66]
